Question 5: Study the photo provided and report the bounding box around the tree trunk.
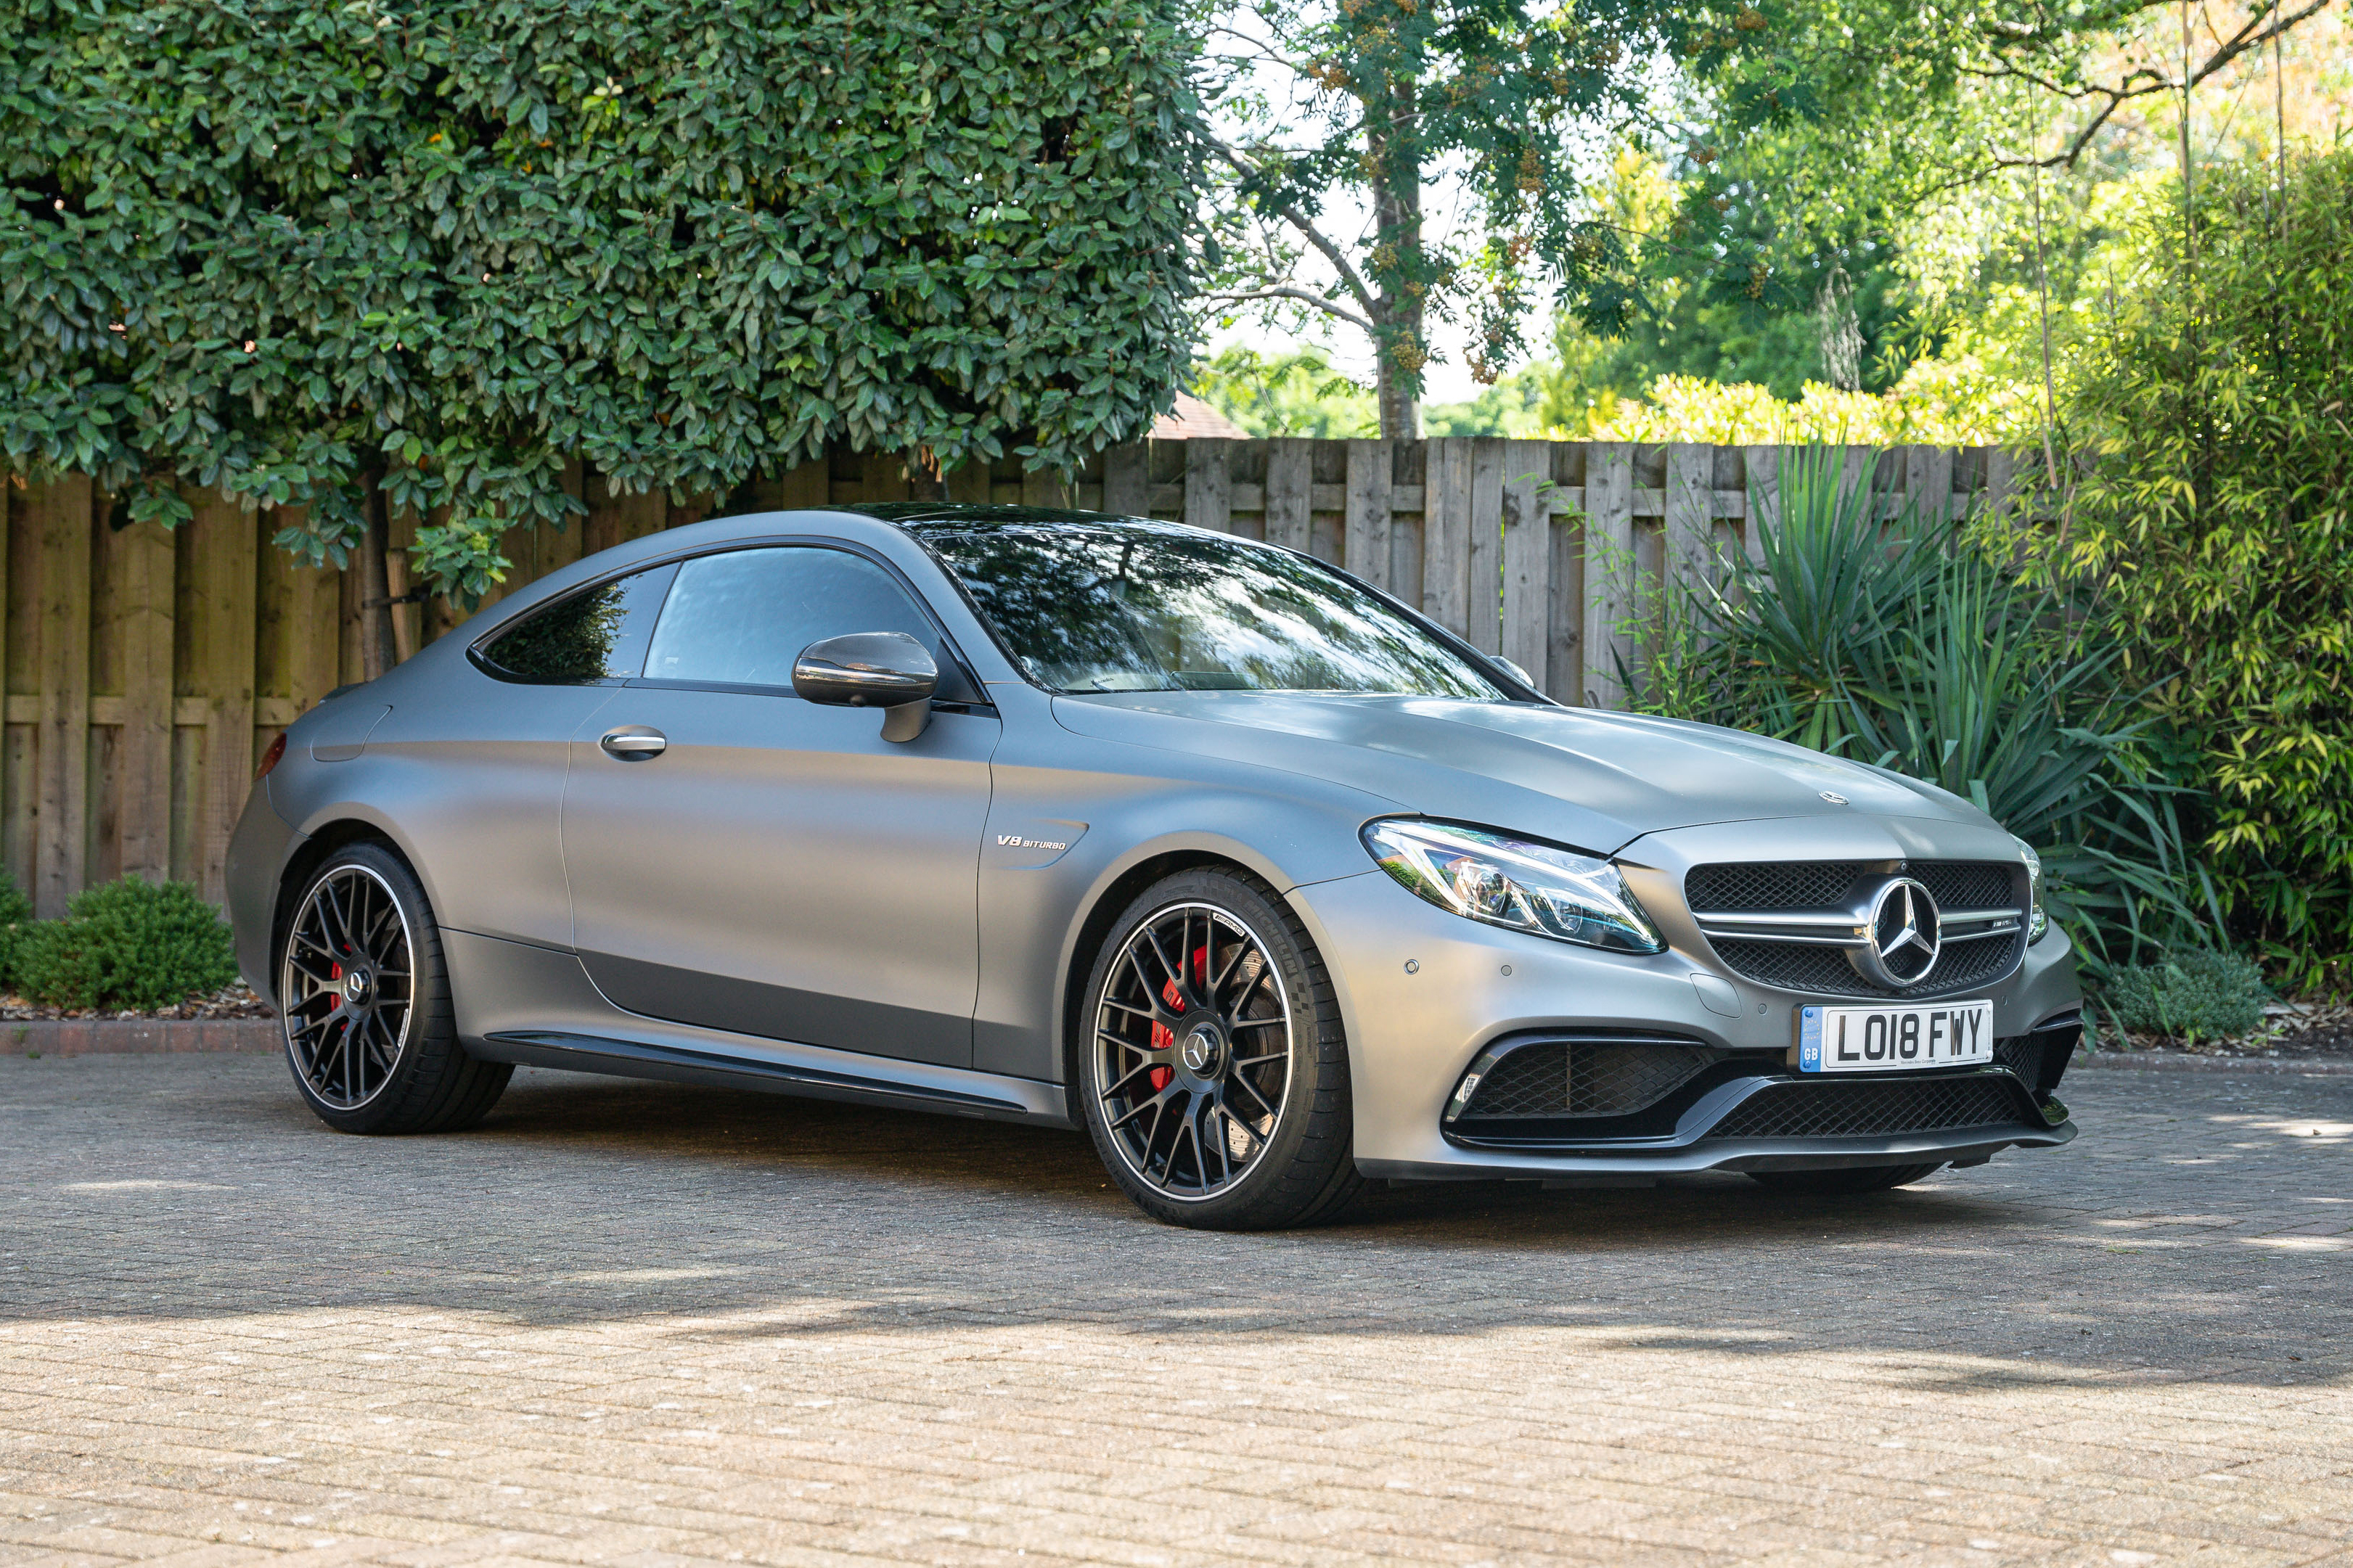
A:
[358,477,398,681]
[1369,90,1423,443]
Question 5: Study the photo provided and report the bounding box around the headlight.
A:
[1362,818,1664,953]
[2014,837,2048,940]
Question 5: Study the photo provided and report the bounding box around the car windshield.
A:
[907,518,1506,699]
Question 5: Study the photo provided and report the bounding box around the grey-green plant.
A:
[11,879,239,1013]
[1630,446,2218,973]
[2095,949,2270,1045]
[0,868,30,992]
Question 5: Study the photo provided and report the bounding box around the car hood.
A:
[1052,691,1993,853]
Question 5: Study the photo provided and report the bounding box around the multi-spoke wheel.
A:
[1079,868,1361,1230]
[284,864,414,1109]
[277,842,510,1134]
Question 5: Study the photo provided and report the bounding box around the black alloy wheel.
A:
[1081,868,1360,1230]
[278,841,510,1134]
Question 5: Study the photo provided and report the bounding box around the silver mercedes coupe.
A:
[227,505,2083,1229]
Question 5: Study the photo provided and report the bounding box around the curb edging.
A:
[3,1018,280,1056]
[2071,1050,2353,1076]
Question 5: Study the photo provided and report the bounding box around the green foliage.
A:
[0,867,30,990]
[1,0,1200,599]
[1420,368,1554,438]
[1190,345,1376,437]
[2096,949,2271,1043]
[1634,447,2214,972]
[11,879,239,1012]
[2016,149,2353,982]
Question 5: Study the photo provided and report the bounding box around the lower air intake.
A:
[1702,1076,2024,1141]
[1460,1038,1714,1120]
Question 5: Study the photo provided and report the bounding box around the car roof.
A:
[848,503,1215,538]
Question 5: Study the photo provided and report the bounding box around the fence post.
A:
[1499,440,1551,689]
[1665,442,1714,594]
[1184,440,1230,534]
[1101,444,1150,517]
[33,477,91,918]
[1264,439,1313,554]
[1343,440,1391,592]
[1464,440,1505,654]
[1581,443,1635,709]
[116,512,176,887]
[1423,438,1472,638]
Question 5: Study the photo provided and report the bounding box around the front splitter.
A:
[1359,1119,2075,1183]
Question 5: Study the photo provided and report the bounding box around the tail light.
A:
[256,731,287,781]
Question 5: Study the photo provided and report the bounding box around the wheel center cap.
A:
[1179,1022,1224,1076]
[342,969,372,1007]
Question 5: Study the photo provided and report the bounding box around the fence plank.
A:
[1546,474,1583,705]
[33,477,89,917]
[1909,446,1957,525]
[1742,446,1780,568]
[115,515,175,885]
[1264,439,1313,554]
[1464,440,1505,654]
[1499,440,1550,689]
[1101,444,1150,517]
[1184,440,1231,534]
[1422,439,1471,636]
[1343,440,1391,591]
[182,493,257,906]
[1984,447,2017,524]
[1581,443,1634,709]
[1665,442,1714,592]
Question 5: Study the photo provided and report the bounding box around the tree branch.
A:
[1200,286,1374,332]
[1206,136,1381,324]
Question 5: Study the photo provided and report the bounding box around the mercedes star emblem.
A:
[1853,877,1942,988]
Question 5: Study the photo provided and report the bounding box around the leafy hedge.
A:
[0,872,237,1011]
[2026,151,2353,982]
[0,0,1199,597]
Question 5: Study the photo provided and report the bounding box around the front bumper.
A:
[1287,864,2083,1180]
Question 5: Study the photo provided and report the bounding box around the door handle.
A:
[599,726,667,761]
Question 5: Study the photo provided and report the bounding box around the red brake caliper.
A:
[1145,947,1210,1092]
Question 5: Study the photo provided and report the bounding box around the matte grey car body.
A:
[228,505,2082,1220]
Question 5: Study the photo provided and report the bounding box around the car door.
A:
[560,543,999,1069]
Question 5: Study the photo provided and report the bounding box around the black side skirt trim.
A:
[482,1029,1031,1120]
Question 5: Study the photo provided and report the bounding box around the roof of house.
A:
[1147,393,1248,440]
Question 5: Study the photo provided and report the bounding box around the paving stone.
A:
[3,1056,2349,1566]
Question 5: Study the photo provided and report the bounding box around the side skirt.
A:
[480,1029,1064,1126]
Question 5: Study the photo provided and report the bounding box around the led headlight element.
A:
[2014,836,2048,940]
[1363,818,1664,953]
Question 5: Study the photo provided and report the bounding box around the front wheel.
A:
[1079,868,1362,1231]
[1747,1162,1944,1194]
[278,841,510,1134]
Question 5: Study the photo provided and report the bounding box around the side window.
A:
[476,564,677,684]
[642,547,957,693]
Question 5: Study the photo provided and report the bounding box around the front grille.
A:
[1709,930,2023,999]
[1462,1038,1713,1119]
[1687,858,2027,998]
[1702,1076,2023,1141]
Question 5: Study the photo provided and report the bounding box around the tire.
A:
[1078,867,1362,1231]
[1747,1162,1944,1194]
[277,840,510,1134]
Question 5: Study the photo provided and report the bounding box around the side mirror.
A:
[792,631,939,742]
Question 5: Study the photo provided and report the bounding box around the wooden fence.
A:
[1,438,2014,915]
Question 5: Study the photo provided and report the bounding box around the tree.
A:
[1195,0,1783,439]
[1,0,1200,657]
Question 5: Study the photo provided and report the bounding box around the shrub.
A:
[2096,950,2271,1044]
[12,879,238,1012]
[0,0,1201,598]
[2026,149,2353,982]
[0,868,30,990]
[1634,446,2215,973]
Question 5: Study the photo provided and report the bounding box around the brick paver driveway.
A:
[4,1055,2349,1567]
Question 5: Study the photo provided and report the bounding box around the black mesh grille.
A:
[1462,1038,1714,1119]
[1709,931,2023,998]
[1685,862,1873,911]
[1914,863,2019,911]
[1703,1076,2023,1141]
[1993,1032,2042,1080]
[1686,860,2020,914]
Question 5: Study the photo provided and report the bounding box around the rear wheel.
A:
[278,842,510,1134]
[1747,1162,1944,1194]
[1079,868,1361,1231]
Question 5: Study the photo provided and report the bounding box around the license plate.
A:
[1798,1000,1993,1072]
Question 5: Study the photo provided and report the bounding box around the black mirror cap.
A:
[792,631,940,710]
